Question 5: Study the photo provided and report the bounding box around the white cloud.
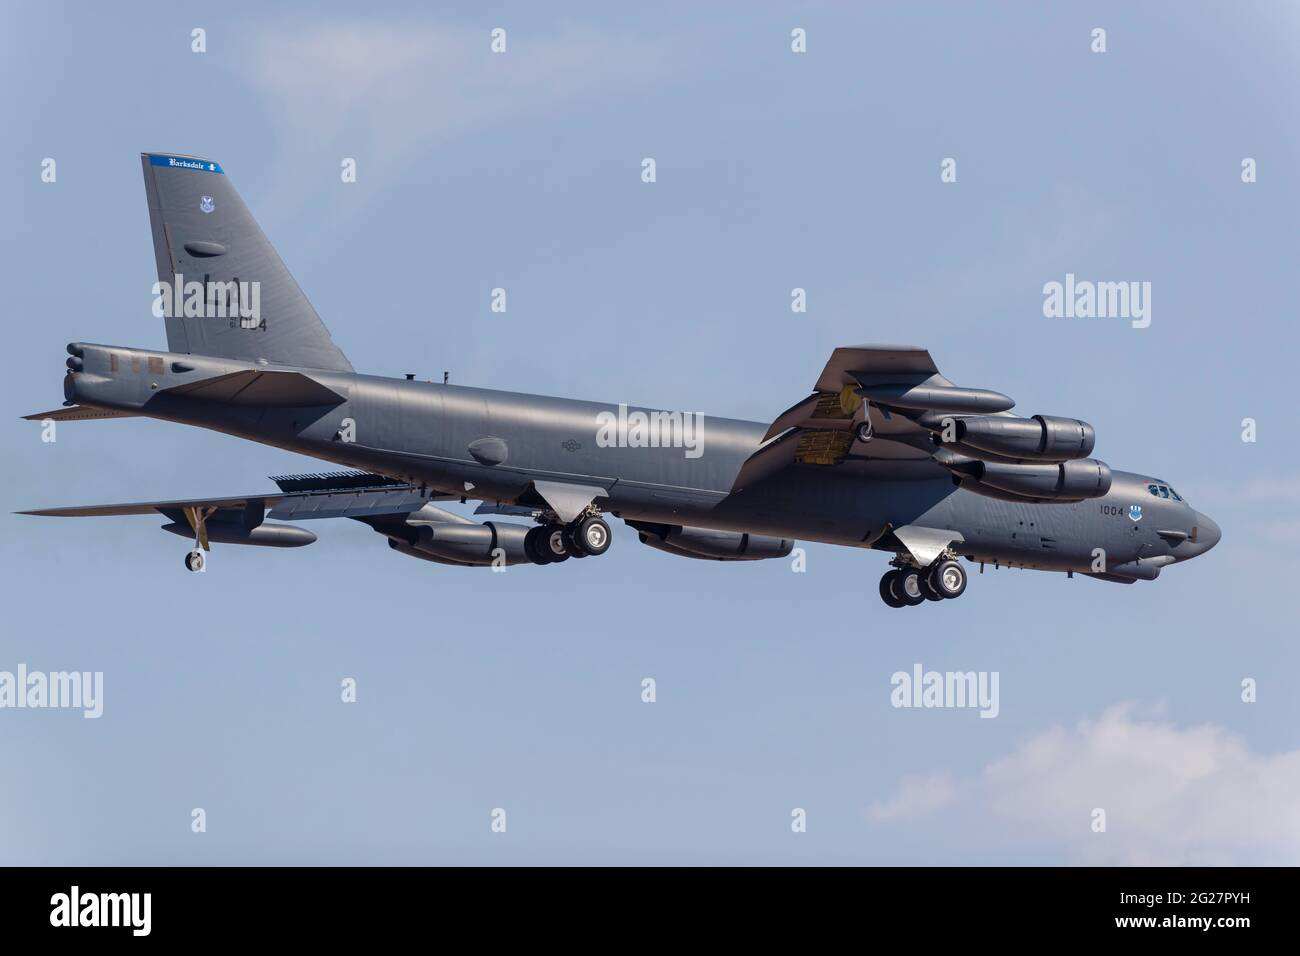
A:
[866,704,1300,864]
[866,771,957,822]
[232,19,701,225]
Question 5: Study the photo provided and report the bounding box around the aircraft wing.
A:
[17,472,443,520]
[732,345,964,491]
[733,344,1109,518]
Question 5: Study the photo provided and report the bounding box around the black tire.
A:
[524,526,551,564]
[563,526,589,558]
[539,525,571,562]
[879,570,906,608]
[184,550,204,573]
[928,559,967,599]
[573,516,612,556]
[918,573,944,602]
[855,419,874,443]
[897,569,926,606]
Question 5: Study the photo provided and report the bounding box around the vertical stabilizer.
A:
[140,152,353,372]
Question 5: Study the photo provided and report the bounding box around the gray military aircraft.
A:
[19,153,1220,606]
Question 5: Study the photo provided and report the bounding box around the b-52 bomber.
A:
[19,153,1220,606]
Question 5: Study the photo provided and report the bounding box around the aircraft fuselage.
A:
[62,342,1218,577]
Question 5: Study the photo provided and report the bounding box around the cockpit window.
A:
[1147,482,1184,502]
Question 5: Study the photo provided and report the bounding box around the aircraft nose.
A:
[1190,511,1221,555]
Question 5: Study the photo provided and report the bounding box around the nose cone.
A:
[1188,511,1221,556]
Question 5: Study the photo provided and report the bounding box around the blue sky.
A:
[1,1,1297,864]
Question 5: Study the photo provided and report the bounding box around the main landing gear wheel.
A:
[928,559,967,599]
[570,515,612,556]
[525,525,566,564]
[896,568,925,606]
[879,570,907,608]
[563,527,589,558]
[880,568,925,607]
[918,574,945,602]
[184,549,205,573]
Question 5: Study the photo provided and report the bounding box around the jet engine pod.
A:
[953,415,1095,462]
[638,524,793,561]
[161,520,317,547]
[970,458,1112,501]
[855,382,1015,414]
[412,520,531,566]
[389,539,473,567]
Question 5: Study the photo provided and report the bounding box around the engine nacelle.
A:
[964,458,1112,501]
[637,525,793,561]
[162,521,317,547]
[951,415,1095,462]
[410,521,532,566]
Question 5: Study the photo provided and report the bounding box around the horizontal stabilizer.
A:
[159,369,344,407]
[22,405,139,422]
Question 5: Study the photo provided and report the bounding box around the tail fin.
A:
[140,152,353,372]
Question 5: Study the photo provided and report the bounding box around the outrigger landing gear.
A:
[879,557,968,607]
[181,504,215,573]
[525,510,613,565]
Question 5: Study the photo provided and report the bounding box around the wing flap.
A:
[267,489,431,520]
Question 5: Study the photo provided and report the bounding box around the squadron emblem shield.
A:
[199,195,215,214]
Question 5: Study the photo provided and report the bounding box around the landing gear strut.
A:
[182,504,214,573]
